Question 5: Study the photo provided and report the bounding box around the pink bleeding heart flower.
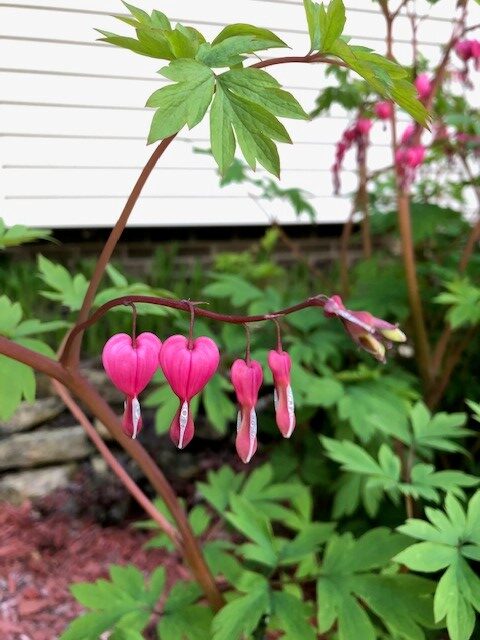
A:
[401,124,416,145]
[268,350,295,439]
[406,145,426,168]
[375,101,393,120]
[160,335,220,449]
[324,295,406,363]
[231,359,263,464]
[456,39,473,62]
[415,73,432,101]
[102,332,161,439]
[355,118,373,136]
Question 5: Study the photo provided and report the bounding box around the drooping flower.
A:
[332,119,372,194]
[456,39,473,62]
[231,359,263,464]
[323,295,406,362]
[415,73,432,101]
[356,118,373,135]
[268,349,295,438]
[401,124,416,145]
[456,39,480,66]
[159,335,220,449]
[375,101,393,120]
[102,332,161,438]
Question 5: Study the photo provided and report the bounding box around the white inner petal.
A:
[132,397,141,440]
[247,409,257,463]
[286,385,295,437]
[274,389,279,411]
[236,410,242,432]
[178,400,189,449]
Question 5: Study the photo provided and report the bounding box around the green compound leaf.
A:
[395,492,480,640]
[317,529,435,640]
[61,565,162,639]
[147,59,215,143]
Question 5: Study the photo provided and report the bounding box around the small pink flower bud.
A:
[268,350,295,439]
[159,335,220,449]
[323,295,406,363]
[102,332,161,438]
[415,73,432,101]
[231,359,263,464]
[375,101,393,120]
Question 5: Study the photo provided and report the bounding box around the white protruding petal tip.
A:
[178,400,189,450]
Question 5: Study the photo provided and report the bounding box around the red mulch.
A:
[0,500,185,640]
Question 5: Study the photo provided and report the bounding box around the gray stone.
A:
[0,426,93,471]
[0,397,64,435]
[0,464,75,504]
[94,418,114,441]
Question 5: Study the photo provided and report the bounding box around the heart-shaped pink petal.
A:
[159,335,220,400]
[102,332,161,397]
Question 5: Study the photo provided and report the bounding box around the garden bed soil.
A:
[0,497,184,640]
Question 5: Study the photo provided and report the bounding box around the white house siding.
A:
[0,0,478,228]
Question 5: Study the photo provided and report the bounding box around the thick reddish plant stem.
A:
[396,194,431,385]
[381,3,432,386]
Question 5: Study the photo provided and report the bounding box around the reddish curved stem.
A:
[61,294,328,357]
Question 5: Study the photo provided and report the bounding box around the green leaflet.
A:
[0,295,63,420]
[0,217,52,249]
[146,59,215,142]
[211,584,270,640]
[220,69,309,120]
[396,493,480,640]
[271,591,316,640]
[157,582,213,640]
[197,24,287,68]
[210,72,304,177]
[211,23,287,49]
[61,566,165,639]
[330,40,429,125]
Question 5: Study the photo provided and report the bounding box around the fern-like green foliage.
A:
[98,0,428,177]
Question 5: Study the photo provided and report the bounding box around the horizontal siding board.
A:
[2,166,358,196]
[2,195,351,228]
[0,137,393,171]
[1,105,402,147]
